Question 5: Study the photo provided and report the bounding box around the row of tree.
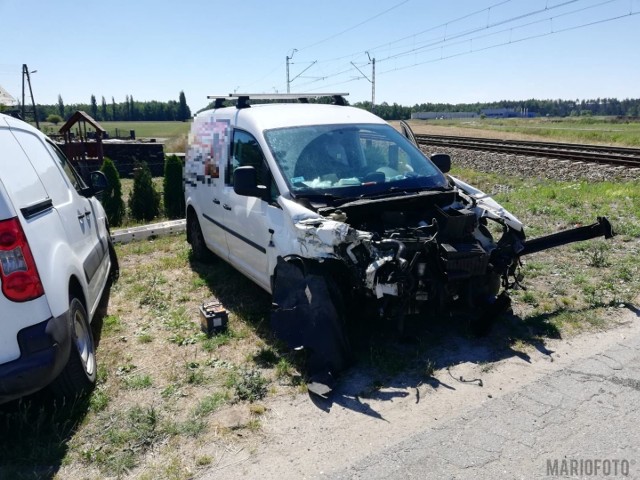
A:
[354,97,640,120]
[24,95,640,123]
[34,91,191,123]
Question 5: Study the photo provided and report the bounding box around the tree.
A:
[57,95,65,118]
[100,158,125,226]
[129,95,136,120]
[90,94,98,119]
[128,162,160,221]
[177,91,191,121]
[46,114,63,125]
[163,155,185,219]
[101,96,108,121]
[111,96,117,120]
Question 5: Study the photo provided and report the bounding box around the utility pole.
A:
[351,52,376,112]
[371,56,376,111]
[286,49,297,94]
[21,64,39,129]
[286,50,317,94]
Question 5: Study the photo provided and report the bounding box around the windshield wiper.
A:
[293,191,357,205]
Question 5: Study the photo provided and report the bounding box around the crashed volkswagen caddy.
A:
[185,94,612,390]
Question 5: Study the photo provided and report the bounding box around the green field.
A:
[408,116,640,146]
[98,121,191,139]
[39,121,190,140]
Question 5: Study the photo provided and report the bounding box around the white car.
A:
[0,113,118,404]
[185,94,612,394]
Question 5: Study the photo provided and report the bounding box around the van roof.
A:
[0,112,42,134]
[196,103,387,133]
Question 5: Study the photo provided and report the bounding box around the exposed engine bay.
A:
[272,178,613,395]
[287,177,613,324]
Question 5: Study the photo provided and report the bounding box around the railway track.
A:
[415,135,640,168]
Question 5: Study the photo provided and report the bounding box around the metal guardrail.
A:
[111,219,186,244]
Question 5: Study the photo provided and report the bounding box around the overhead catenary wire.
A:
[296,0,410,52]
[292,0,636,93]
[375,0,618,65]
[378,8,639,74]
[274,0,586,91]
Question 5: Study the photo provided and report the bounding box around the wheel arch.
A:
[69,275,87,311]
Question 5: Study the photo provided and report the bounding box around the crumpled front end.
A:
[271,182,613,393]
[281,180,613,325]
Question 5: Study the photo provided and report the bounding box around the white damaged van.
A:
[185,94,612,394]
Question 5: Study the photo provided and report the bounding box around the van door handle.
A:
[84,209,92,217]
[223,204,232,211]
[213,199,220,205]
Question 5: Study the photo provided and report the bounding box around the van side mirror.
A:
[234,166,267,198]
[430,153,451,174]
[81,170,109,198]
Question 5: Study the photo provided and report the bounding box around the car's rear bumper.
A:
[0,312,71,404]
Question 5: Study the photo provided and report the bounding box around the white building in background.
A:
[0,85,16,106]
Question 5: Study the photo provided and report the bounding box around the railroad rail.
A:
[415,135,640,168]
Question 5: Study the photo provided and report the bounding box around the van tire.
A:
[321,275,352,373]
[188,214,212,262]
[51,297,97,400]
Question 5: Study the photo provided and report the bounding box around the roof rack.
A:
[206,93,349,109]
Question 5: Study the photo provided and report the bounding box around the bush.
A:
[163,155,184,219]
[46,114,63,125]
[128,162,160,222]
[100,158,125,227]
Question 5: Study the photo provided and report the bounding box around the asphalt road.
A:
[329,308,640,480]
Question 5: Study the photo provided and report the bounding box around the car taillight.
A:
[0,217,44,302]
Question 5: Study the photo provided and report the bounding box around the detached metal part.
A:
[519,217,614,256]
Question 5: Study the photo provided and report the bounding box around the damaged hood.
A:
[449,176,523,232]
[277,196,372,258]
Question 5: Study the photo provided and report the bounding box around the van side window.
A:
[45,142,86,193]
[228,130,280,202]
[228,130,268,186]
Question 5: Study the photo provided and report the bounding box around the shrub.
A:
[46,114,63,125]
[163,155,184,219]
[128,162,160,222]
[100,157,125,226]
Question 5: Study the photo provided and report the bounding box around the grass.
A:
[407,116,640,146]
[1,164,638,478]
[39,120,190,141]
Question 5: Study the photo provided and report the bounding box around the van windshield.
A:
[263,123,448,199]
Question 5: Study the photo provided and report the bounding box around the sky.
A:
[1,0,639,112]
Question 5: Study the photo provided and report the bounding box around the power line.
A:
[296,0,632,91]
[378,10,639,75]
[376,0,613,64]
[309,0,516,65]
[288,0,581,91]
[254,0,637,96]
[255,0,411,91]
[297,0,410,52]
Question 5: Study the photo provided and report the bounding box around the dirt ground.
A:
[199,302,639,479]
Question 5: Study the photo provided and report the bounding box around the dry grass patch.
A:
[52,234,302,479]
